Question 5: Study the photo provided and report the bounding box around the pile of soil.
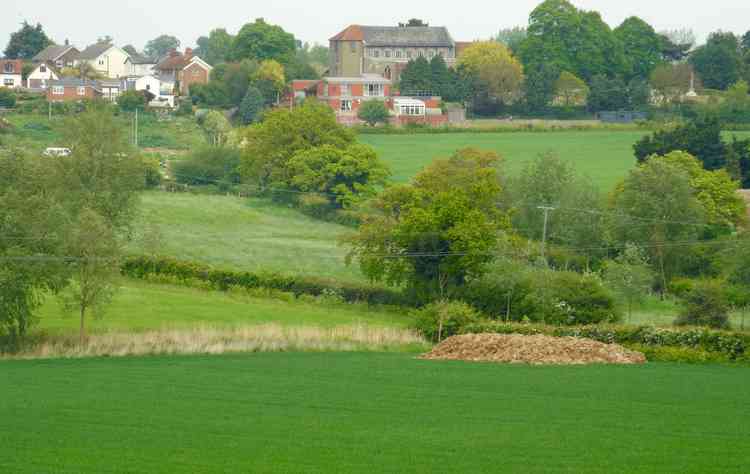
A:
[421,334,646,366]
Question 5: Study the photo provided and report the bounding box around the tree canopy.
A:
[690,32,744,90]
[144,35,181,59]
[614,17,664,81]
[458,41,524,106]
[3,22,53,59]
[231,18,296,64]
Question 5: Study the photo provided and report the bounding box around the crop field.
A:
[361,131,750,190]
[131,192,362,282]
[1,353,748,473]
[35,279,407,334]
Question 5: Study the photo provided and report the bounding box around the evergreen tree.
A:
[429,55,451,97]
[399,57,432,94]
[4,22,53,59]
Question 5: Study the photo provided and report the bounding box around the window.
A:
[323,84,329,97]
[56,60,63,68]
[340,84,351,97]
[418,50,424,57]
[52,86,64,95]
[407,50,413,59]
[384,50,391,58]
[192,68,200,77]
[365,83,384,97]
[40,64,47,73]
[395,50,402,59]
[3,78,14,87]
[349,42,356,53]
[99,59,105,66]
[373,50,380,58]
[77,86,86,96]
[400,105,424,116]
[3,63,14,73]
[340,100,352,112]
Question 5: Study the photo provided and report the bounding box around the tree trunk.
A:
[79,305,86,346]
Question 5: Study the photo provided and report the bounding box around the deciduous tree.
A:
[357,100,390,126]
[144,35,181,59]
[231,18,296,64]
[690,32,744,90]
[3,22,52,59]
[554,71,589,107]
[615,17,664,81]
[458,41,524,106]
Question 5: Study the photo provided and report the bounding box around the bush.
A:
[172,146,241,188]
[120,256,407,307]
[411,301,481,342]
[357,100,390,126]
[117,90,148,112]
[0,87,17,108]
[675,280,731,329]
[141,156,162,188]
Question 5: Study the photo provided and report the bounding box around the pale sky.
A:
[2,0,748,53]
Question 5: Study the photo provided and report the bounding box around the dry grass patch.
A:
[421,334,646,366]
[8,324,427,360]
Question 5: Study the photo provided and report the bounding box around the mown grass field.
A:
[131,192,362,282]
[361,131,750,190]
[1,353,748,473]
[36,279,405,334]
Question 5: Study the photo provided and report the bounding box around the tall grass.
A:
[8,324,428,360]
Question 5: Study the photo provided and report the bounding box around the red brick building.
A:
[46,79,103,102]
[154,49,212,96]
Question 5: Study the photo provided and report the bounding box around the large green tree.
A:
[614,17,663,81]
[633,117,728,170]
[231,18,296,64]
[347,148,510,296]
[3,22,53,59]
[690,32,744,90]
[517,0,625,82]
[195,28,234,65]
[399,57,432,94]
[144,35,181,59]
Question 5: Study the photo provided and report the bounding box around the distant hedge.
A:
[462,321,750,361]
[121,256,408,307]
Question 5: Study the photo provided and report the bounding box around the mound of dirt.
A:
[421,334,646,366]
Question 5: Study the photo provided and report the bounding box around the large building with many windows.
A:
[329,25,458,83]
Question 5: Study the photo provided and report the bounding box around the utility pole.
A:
[48,101,52,121]
[538,206,556,262]
[134,108,139,148]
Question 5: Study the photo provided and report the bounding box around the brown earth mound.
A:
[421,334,646,366]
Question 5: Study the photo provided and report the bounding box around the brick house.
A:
[154,49,212,96]
[0,60,24,89]
[47,79,102,102]
[33,43,80,70]
[329,25,457,83]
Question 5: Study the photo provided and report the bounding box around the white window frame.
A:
[52,86,64,95]
[400,105,425,116]
[77,86,86,96]
[56,60,64,69]
[373,50,380,58]
[340,99,352,112]
[395,50,402,59]
[364,83,384,97]
[384,50,391,58]
[3,63,14,73]
[3,78,15,87]
[340,84,351,97]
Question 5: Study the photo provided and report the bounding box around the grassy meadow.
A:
[362,130,750,190]
[1,353,748,473]
[130,192,362,282]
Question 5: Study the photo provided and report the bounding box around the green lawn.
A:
[1,353,748,473]
[131,191,363,282]
[361,131,750,190]
[36,279,406,334]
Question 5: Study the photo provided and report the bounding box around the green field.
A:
[131,192,361,282]
[362,131,750,190]
[1,353,748,473]
[36,279,406,334]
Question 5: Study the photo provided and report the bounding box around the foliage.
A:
[517,0,625,82]
[141,156,162,188]
[116,90,148,112]
[287,144,390,209]
[554,71,589,107]
[357,100,390,126]
[658,29,695,62]
[347,148,510,296]
[614,17,664,81]
[144,35,181,59]
[120,255,407,307]
[238,85,265,125]
[0,88,17,108]
[231,18,296,64]
[495,27,527,53]
[3,22,53,59]
[399,57,432,94]
[602,244,654,321]
[254,60,286,95]
[587,75,628,112]
[239,100,355,191]
[172,146,241,188]
[522,63,560,112]
[458,41,524,106]
[410,301,481,342]
[675,280,731,329]
[195,29,234,65]
[58,208,120,344]
[650,63,696,106]
[634,117,729,170]
[690,32,744,90]
[199,110,232,146]
[610,157,705,290]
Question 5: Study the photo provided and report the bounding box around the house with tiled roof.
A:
[126,53,158,77]
[154,49,212,95]
[26,62,60,90]
[77,42,131,79]
[329,25,458,82]
[33,43,80,69]
[46,78,103,102]
[0,59,23,89]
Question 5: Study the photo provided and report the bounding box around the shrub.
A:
[675,280,731,329]
[0,87,17,108]
[141,156,162,188]
[357,100,390,126]
[172,146,241,188]
[411,301,481,342]
[117,90,148,112]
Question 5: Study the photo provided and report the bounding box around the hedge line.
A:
[121,256,408,306]
[462,321,750,360]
